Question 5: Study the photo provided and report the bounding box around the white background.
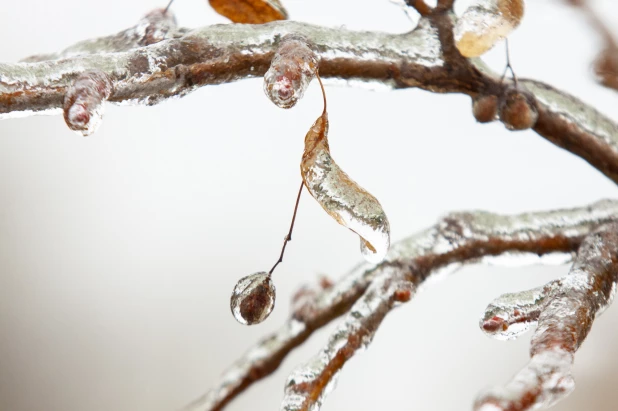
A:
[1,0,618,410]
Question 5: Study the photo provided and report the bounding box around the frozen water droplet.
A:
[264,36,318,109]
[230,272,276,325]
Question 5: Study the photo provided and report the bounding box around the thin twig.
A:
[500,39,518,86]
[269,181,304,275]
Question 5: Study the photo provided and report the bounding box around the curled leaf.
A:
[454,0,524,58]
[208,0,287,24]
[264,36,318,109]
[300,111,390,263]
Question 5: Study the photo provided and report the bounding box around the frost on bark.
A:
[2,1,618,411]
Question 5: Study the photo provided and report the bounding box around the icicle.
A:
[300,107,390,264]
[208,0,288,24]
[230,271,276,325]
[264,36,319,109]
[63,72,113,136]
[454,0,524,58]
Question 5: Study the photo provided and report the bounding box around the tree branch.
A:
[0,9,617,181]
[185,199,618,411]
[476,222,618,410]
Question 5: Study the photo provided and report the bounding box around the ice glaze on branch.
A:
[2,7,618,182]
[476,222,618,410]
[187,199,618,411]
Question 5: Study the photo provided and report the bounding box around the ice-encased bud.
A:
[264,36,318,109]
[63,72,113,136]
[230,271,276,325]
[455,0,524,58]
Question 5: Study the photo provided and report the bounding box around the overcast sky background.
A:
[1,1,618,410]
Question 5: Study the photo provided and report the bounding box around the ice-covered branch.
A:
[186,199,618,411]
[2,6,618,183]
[22,9,183,63]
[476,222,618,410]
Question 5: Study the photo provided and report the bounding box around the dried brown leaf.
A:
[208,0,287,24]
[300,112,390,263]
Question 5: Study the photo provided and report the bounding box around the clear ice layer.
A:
[264,37,318,109]
[230,271,276,325]
[300,112,390,263]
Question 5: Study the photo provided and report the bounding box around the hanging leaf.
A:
[208,0,287,24]
[300,111,390,264]
[454,0,524,58]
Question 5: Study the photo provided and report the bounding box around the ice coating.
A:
[184,319,307,411]
[264,36,318,109]
[480,284,548,340]
[281,271,409,411]
[475,350,575,411]
[230,272,276,325]
[475,222,618,411]
[0,17,446,119]
[186,200,618,411]
[300,112,391,264]
[454,0,524,57]
[63,72,113,136]
[21,8,180,62]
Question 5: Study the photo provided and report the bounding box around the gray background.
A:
[1,0,618,410]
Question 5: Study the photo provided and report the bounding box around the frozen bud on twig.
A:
[301,108,390,264]
[455,0,524,58]
[498,86,538,130]
[230,272,276,325]
[264,36,319,109]
[480,284,548,340]
[472,94,499,123]
[63,72,113,136]
[209,0,287,24]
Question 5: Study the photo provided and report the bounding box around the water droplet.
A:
[230,272,276,325]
